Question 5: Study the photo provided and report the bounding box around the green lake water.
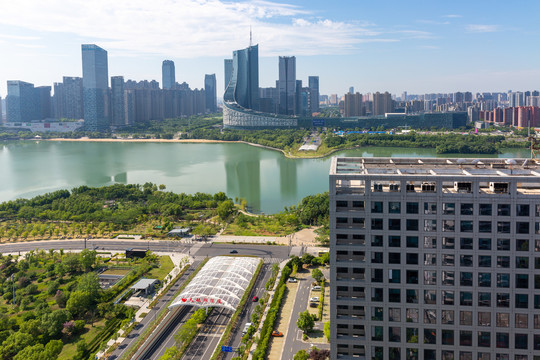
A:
[0,141,530,214]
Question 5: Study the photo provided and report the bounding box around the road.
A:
[222,263,273,360]
[182,308,232,360]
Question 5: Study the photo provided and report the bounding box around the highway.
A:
[182,308,232,360]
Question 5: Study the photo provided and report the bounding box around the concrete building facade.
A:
[330,157,540,360]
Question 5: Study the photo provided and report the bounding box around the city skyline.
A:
[1,0,540,97]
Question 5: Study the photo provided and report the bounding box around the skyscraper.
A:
[82,44,109,131]
[308,76,320,114]
[373,91,394,115]
[278,56,296,115]
[344,92,363,117]
[35,86,51,119]
[330,157,540,359]
[6,80,38,122]
[63,77,84,119]
[162,60,175,90]
[0,96,3,122]
[111,76,125,127]
[204,74,217,113]
[224,59,233,90]
[224,44,259,111]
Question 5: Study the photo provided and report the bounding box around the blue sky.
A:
[1,0,539,98]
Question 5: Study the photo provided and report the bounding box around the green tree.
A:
[311,268,324,284]
[323,321,330,341]
[217,200,236,220]
[76,272,100,302]
[66,291,92,318]
[41,309,71,339]
[296,310,315,333]
[79,249,97,272]
[0,332,34,359]
[293,349,309,360]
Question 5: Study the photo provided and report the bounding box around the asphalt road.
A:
[182,308,232,360]
[222,263,273,360]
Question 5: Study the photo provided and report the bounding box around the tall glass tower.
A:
[162,60,175,90]
[278,56,296,115]
[224,59,233,90]
[204,74,217,113]
[82,44,109,131]
[224,44,259,111]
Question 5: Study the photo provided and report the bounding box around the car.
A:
[271,331,284,337]
[309,302,318,308]
[312,286,321,291]
[288,277,297,283]
[309,297,319,303]
[252,296,259,302]
[242,322,252,335]
[230,250,238,254]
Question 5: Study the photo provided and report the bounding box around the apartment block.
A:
[330,157,540,360]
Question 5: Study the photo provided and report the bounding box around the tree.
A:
[66,291,92,318]
[0,332,34,359]
[297,310,315,333]
[41,309,72,339]
[309,348,330,360]
[217,200,236,220]
[301,253,314,265]
[294,349,309,360]
[311,268,324,284]
[323,321,330,341]
[79,249,97,272]
[76,272,100,302]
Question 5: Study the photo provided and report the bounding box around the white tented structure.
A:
[169,256,261,312]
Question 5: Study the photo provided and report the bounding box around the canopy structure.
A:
[170,256,261,312]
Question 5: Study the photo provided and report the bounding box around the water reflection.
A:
[279,158,297,203]
[224,144,261,212]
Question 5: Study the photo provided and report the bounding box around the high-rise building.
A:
[308,76,320,114]
[6,80,38,122]
[278,56,296,115]
[372,91,394,115]
[82,44,109,131]
[330,157,540,360]
[344,92,363,117]
[224,59,233,90]
[53,82,64,119]
[111,76,125,127]
[349,86,355,94]
[162,60,175,90]
[204,74,217,113]
[35,86,51,119]
[0,96,3,122]
[63,77,84,119]
[223,44,259,111]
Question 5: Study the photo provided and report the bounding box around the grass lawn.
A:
[223,221,298,236]
[101,268,131,276]
[58,320,106,360]
[145,256,174,280]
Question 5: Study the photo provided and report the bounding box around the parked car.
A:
[271,331,284,337]
[310,302,318,308]
[309,297,320,302]
[230,249,238,254]
[288,277,297,283]
[252,296,259,302]
[312,286,321,291]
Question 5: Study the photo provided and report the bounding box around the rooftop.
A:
[331,157,540,178]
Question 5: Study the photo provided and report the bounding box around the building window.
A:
[424,290,436,304]
[479,255,491,267]
[406,289,418,303]
[372,307,383,321]
[389,269,401,283]
[442,271,454,285]
[442,220,455,232]
[406,270,418,284]
[388,219,401,231]
[371,218,383,230]
[460,237,473,249]
[424,236,437,248]
[479,203,492,216]
[424,202,437,214]
[442,310,454,324]
[406,308,418,323]
[497,273,510,288]
[497,204,510,216]
[461,203,474,215]
[372,288,383,302]
[442,237,455,249]
[497,256,510,268]
[460,272,473,286]
[516,256,529,269]
[406,202,419,214]
[388,253,401,264]
[516,222,529,234]
[479,273,491,287]
[516,274,528,289]
[442,290,454,305]
[497,238,510,250]
[406,236,419,248]
[406,253,418,265]
[460,291,472,306]
[443,202,455,215]
[388,236,401,247]
[424,309,436,324]
[460,221,473,232]
[478,292,491,307]
[460,311,472,326]
[372,346,383,359]
[371,326,383,341]
[497,293,510,308]
[460,352,472,360]
[515,313,528,328]
[389,288,401,303]
[372,269,383,282]
[424,329,436,344]
[424,270,436,285]
[406,327,418,343]
[535,274,540,289]
[478,312,491,326]
[442,254,455,266]
[389,348,400,360]
[516,204,530,216]
[515,294,528,308]
[497,222,511,234]
[479,238,492,250]
[442,351,454,360]
[496,312,509,327]
[389,202,401,214]
[371,252,383,264]
[479,221,492,233]
[516,239,529,251]
[460,255,473,267]
[389,308,401,322]
[371,201,383,213]
[478,331,491,347]
[514,333,528,349]
[371,235,383,246]
[460,331,472,346]
[406,219,419,231]
[389,327,401,342]
[424,219,437,232]
[534,335,540,350]
[424,254,436,266]
[496,332,509,348]
[406,348,418,360]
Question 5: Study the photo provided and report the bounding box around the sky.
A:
[1,0,540,98]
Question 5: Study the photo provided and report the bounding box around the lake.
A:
[0,141,530,214]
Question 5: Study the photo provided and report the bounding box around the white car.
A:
[309,297,319,303]
[312,286,321,291]
[288,278,297,283]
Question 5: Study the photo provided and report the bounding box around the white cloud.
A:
[0,34,41,41]
[466,24,499,33]
[0,0,397,57]
[443,14,463,18]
